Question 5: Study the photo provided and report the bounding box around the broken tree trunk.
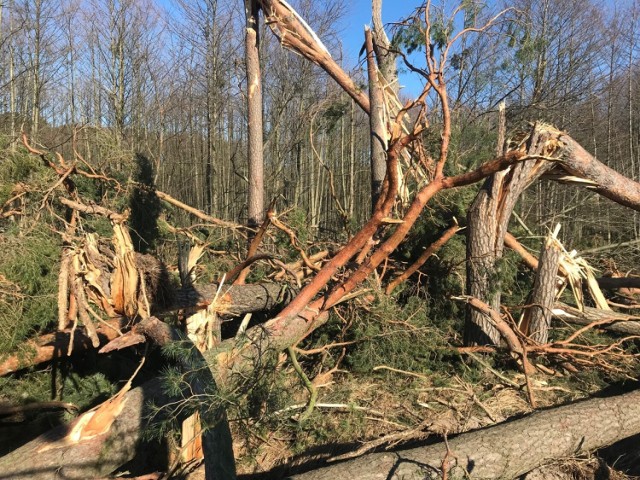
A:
[289,388,640,480]
[552,134,640,211]
[465,125,561,345]
[505,231,640,294]
[0,379,163,479]
[0,282,291,377]
[0,318,127,376]
[521,231,562,343]
[0,317,236,480]
[0,298,330,478]
[466,123,640,346]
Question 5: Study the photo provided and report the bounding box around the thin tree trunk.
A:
[365,28,386,212]
[245,0,264,230]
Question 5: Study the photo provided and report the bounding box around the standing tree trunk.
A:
[520,231,562,343]
[465,125,560,345]
[245,0,264,230]
[365,28,386,212]
[371,0,398,96]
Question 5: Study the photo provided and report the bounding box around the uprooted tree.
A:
[3,1,640,479]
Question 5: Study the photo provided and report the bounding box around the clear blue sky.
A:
[336,1,423,95]
[337,0,421,63]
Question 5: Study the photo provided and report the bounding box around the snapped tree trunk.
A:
[0,303,330,478]
[521,232,562,343]
[465,125,560,345]
[288,388,640,480]
[1,282,293,377]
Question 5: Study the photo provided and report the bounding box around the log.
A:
[553,302,640,336]
[595,276,640,290]
[0,283,292,377]
[0,379,162,479]
[0,317,236,480]
[559,134,640,211]
[0,303,328,478]
[288,388,640,479]
[173,282,293,315]
[0,318,127,376]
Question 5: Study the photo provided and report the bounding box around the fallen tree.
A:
[288,388,640,480]
[4,2,640,479]
[0,282,292,376]
[553,302,640,336]
[0,316,236,480]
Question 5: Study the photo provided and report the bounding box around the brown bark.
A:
[0,317,236,480]
[257,0,370,113]
[558,134,640,211]
[521,234,562,343]
[245,0,264,230]
[504,232,640,293]
[1,283,291,376]
[365,28,386,212]
[554,302,640,336]
[0,380,160,479]
[0,318,127,376]
[371,0,398,96]
[465,125,559,346]
[289,388,640,479]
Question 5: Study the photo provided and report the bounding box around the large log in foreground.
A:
[289,388,640,480]
[0,379,162,480]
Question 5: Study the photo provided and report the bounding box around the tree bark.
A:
[465,125,559,345]
[0,317,237,480]
[245,0,265,230]
[0,318,128,376]
[371,0,398,96]
[558,134,640,211]
[0,302,330,478]
[553,302,640,336]
[1,283,292,377]
[0,380,162,479]
[365,28,386,213]
[288,388,640,480]
[521,233,562,343]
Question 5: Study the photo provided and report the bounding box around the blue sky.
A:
[337,0,421,63]
[336,1,425,95]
